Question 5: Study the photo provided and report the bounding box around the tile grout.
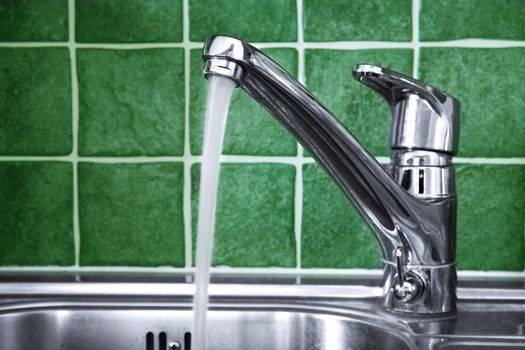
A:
[68,0,81,268]
[412,0,421,78]
[182,0,193,269]
[2,155,525,165]
[453,158,525,165]
[1,39,524,49]
[294,0,305,272]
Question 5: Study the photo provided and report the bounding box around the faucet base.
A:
[383,263,457,314]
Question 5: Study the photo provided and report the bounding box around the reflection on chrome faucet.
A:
[202,35,460,314]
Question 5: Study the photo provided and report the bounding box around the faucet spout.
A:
[203,35,459,314]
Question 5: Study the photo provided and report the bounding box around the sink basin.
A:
[1,273,525,350]
[0,302,414,350]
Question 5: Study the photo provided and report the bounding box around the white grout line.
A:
[0,266,382,275]
[453,157,525,165]
[2,155,525,165]
[220,155,313,165]
[76,43,192,49]
[0,156,74,162]
[0,42,67,47]
[1,39,524,50]
[68,0,81,267]
[419,39,525,48]
[375,156,390,164]
[182,0,193,269]
[77,156,187,163]
[258,39,525,49]
[294,0,305,272]
[0,42,197,49]
[412,0,421,79]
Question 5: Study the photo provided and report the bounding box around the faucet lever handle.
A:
[395,246,405,283]
[352,64,460,155]
[393,246,425,303]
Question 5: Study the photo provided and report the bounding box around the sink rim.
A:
[0,280,523,302]
[0,273,524,349]
[0,299,420,350]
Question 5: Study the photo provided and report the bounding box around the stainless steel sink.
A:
[0,302,415,350]
[0,273,524,350]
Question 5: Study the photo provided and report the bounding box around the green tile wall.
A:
[191,164,296,267]
[0,162,74,266]
[0,48,72,155]
[77,49,185,156]
[189,0,297,42]
[456,164,525,271]
[78,162,184,266]
[303,0,412,42]
[0,0,523,272]
[420,0,525,41]
[76,0,183,43]
[0,0,68,42]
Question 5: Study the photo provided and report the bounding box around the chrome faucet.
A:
[202,35,460,314]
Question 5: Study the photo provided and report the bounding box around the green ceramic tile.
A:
[79,162,184,266]
[419,48,525,157]
[190,48,298,156]
[0,48,72,155]
[0,0,68,41]
[192,163,296,267]
[456,164,525,271]
[302,163,381,268]
[303,0,411,42]
[420,0,525,41]
[189,0,297,42]
[76,0,182,43]
[305,49,413,156]
[77,49,184,156]
[0,162,74,266]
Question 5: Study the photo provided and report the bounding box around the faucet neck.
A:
[203,35,458,314]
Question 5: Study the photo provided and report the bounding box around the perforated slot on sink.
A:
[145,331,191,350]
[159,332,167,349]
[184,332,191,350]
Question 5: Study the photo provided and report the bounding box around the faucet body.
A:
[203,35,460,314]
